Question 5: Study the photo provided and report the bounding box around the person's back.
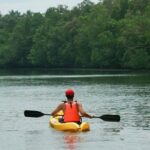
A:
[64,100,80,122]
[51,89,92,122]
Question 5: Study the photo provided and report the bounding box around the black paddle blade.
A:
[24,110,45,117]
[100,114,120,122]
[93,114,120,122]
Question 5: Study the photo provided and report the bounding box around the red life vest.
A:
[64,101,80,122]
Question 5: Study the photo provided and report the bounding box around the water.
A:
[0,69,150,150]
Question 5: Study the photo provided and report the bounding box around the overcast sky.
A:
[0,0,100,14]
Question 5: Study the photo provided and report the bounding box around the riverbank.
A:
[0,68,150,76]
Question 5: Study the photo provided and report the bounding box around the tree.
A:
[103,0,129,20]
[7,11,41,66]
[0,0,150,69]
[119,9,150,69]
[127,0,150,15]
[123,48,150,69]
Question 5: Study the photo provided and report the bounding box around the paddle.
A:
[24,110,51,118]
[24,110,120,122]
[93,115,120,122]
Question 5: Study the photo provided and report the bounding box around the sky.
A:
[0,0,100,15]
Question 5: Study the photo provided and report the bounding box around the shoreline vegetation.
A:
[0,68,149,76]
[0,0,150,69]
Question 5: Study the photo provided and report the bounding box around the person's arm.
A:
[78,103,92,118]
[51,103,63,116]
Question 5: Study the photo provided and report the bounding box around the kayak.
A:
[49,111,90,132]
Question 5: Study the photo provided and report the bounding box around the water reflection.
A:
[63,133,81,150]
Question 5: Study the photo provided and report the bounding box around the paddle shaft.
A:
[42,114,51,115]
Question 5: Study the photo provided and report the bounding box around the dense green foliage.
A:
[0,0,150,69]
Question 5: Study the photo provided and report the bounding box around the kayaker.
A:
[51,89,92,124]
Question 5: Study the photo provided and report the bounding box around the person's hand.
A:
[89,115,94,119]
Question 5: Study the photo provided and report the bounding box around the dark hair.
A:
[66,95,74,100]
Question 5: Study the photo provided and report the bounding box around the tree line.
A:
[0,0,150,69]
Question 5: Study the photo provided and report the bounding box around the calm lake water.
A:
[0,69,149,150]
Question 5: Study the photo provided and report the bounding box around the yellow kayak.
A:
[49,111,90,132]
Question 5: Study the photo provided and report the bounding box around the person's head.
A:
[65,89,74,100]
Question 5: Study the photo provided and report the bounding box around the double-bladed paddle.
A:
[24,110,120,122]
